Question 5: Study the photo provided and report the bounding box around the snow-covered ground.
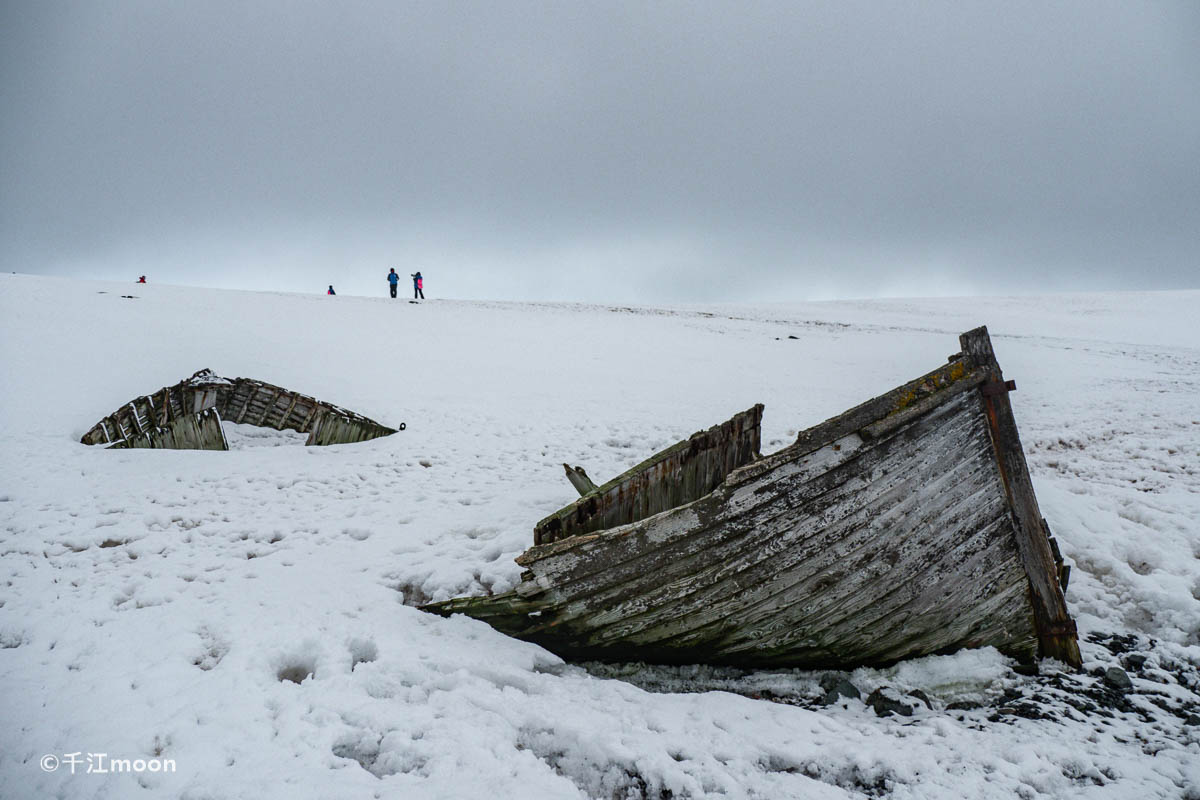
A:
[1,274,1197,799]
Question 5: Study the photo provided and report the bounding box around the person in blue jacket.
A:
[411,271,424,300]
[327,285,336,295]
[387,268,399,298]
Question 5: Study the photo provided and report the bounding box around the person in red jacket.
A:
[411,271,424,300]
[327,285,336,295]
[136,276,146,283]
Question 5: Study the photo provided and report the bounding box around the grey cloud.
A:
[2,1,1197,301]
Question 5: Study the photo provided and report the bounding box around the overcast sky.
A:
[2,1,1197,302]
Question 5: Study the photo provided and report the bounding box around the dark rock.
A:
[908,689,933,709]
[1123,654,1149,671]
[946,700,982,711]
[1087,632,1140,656]
[1184,714,1200,727]
[998,688,1024,704]
[996,701,1058,721]
[1103,667,1133,693]
[1012,663,1040,677]
[818,675,861,705]
[866,688,915,717]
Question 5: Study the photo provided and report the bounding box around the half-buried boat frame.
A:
[81,369,399,450]
[423,327,1081,670]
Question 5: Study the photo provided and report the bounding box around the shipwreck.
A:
[424,327,1081,670]
[81,370,400,450]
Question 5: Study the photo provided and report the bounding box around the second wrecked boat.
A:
[424,327,1081,670]
[81,370,400,450]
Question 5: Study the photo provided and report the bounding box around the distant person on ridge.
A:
[411,271,424,300]
[136,275,146,283]
[387,268,399,298]
[327,285,336,295]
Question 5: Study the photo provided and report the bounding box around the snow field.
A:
[1,275,1198,798]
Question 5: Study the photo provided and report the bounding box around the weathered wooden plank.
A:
[254,388,280,427]
[548,398,998,646]
[591,459,1006,653]
[832,549,1034,664]
[859,368,987,441]
[299,402,319,433]
[791,357,975,455]
[278,394,299,431]
[234,386,254,423]
[713,509,1023,658]
[476,448,1029,666]
[736,578,1034,669]
[533,405,763,546]
[107,408,228,451]
[303,412,394,446]
[515,429,874,593]
[521,393,968,584]
[959,326,1080,666]
[126,402,144,435]
[82,371,398,450]
[484,395,983,648]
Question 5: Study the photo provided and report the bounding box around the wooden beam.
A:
[959,326,1081,668]
[126,403,143,435]
[234,385,254,423]
[534,405,763,546]
[793,357,975,456]
[278,393,299,430]
[255,389,280,427]
[563,464,598,496]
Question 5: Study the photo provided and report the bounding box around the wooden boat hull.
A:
[424,328,1080,670]
[81,369,398,449]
